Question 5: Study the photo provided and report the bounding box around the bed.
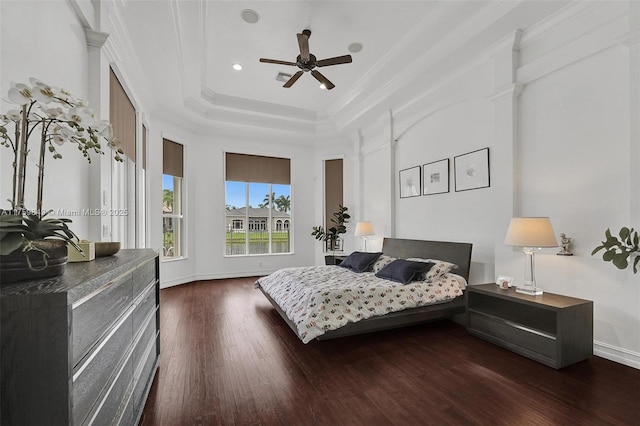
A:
[256,237,472,343]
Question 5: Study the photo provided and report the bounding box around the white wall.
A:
[0,1,92,238]
[356,2,640,368]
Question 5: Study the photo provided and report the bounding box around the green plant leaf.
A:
[633,255,639,274]
[605,228,612,239]
[602,250,616,261]
[0,233,24,255]
[612,253,629,270]
[591,245,605,255]
[620,227,630,240]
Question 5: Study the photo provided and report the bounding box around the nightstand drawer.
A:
[466,284,592,369]
[468,310,556,359]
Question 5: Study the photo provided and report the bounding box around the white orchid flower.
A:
[63,107,92,125]
[51,125,76,145]
[4,109,23,121]
[96,120,114,139]
[32,83,56,104]
[8,83,33,105]
[40,105,64,119]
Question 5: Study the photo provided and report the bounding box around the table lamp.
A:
[504,217,558,295]
[354,221,375,252]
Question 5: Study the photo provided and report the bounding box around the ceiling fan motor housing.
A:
[296,54,316,71]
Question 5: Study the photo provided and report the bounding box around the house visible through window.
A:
[225,153,291,256]
[163,139,184,259]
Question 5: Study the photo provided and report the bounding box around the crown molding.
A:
[618,27,640,47]
[184,98,317,134]
[85,28,110,48]
[331,0,524,134]
[488,83,525,103]
[200,89,317,122]
[519,0,601,49]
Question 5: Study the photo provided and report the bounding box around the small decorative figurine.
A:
[557,233,573,256]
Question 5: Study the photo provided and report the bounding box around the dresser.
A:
[466,283,593,369]
[1,249,160,425]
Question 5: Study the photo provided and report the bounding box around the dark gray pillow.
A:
[375,259,434,284]
[339,251,383,273]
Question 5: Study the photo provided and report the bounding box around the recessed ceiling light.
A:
[319,84,327,90]
[241,9,259,24]
[232,63,243,71]
[348,42,363,53]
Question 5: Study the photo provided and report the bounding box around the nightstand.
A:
[466,284,593,369]
[325,255,347,265]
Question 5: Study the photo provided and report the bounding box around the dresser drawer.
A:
[133,282,156,335]
[133,309,157,371]
[72,272,134,367]
[133,258,156,296]
[133,335,158,411]
[73,306,134,426]
[468,310,556,359]
[83,353,133,426]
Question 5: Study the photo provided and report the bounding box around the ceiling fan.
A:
[259,29,352,90]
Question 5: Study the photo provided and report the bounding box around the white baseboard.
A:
[594,340,640,370]
[159,270,276,289]
[159,275,197,289]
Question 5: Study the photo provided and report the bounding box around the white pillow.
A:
[406,258,458,282]
[372,255,397,274]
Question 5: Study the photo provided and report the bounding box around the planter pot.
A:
[0,240,68,284]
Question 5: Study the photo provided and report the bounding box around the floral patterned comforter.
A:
[255,266,465,343]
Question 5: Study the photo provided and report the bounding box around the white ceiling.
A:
[114,1,571,134]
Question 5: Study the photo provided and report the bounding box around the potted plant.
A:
[592,227,639,274]
[311,205,350,263]
[0,78,123,283]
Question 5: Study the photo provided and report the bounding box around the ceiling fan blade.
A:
[297,33,310,61]
[311,70,335,90]
[283,71,304,88]
[260,58,297,66]
[316,55,353,67]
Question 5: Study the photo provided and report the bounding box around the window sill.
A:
[161,256,187,263]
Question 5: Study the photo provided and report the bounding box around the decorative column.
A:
[84,28,111,242]
[487,30,524,268]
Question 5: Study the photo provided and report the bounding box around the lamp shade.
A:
[354,221,375,237]
[504,217,558,248]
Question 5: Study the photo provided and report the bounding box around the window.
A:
[324,158,343,251]
[109,68,137,248]
[225,153,291,256]
[163,139,184,259]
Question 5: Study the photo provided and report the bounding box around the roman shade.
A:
[225,153,290,184]
[163,139,183,177]
[324,159,343,231]
[142,124,147,170]
[109,68,136,162]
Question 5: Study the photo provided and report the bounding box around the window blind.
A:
[225,153,290,184]
[142,124,147,170]
[109,68,136,162]
[324,159,343,231]
[163,139,183,177]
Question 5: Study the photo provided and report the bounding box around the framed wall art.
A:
[422,159,449,195]
[454,147,490,192]
[399,166,421,198]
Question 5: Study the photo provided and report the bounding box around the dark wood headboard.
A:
[381,238,473,282]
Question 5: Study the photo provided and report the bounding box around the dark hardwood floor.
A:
[140,277,640,426]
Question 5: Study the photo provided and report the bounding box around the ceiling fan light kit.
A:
[259,29,352,90]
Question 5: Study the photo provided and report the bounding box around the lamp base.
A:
[515,286,543,296]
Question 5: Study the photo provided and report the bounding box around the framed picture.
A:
[454,147,490,192]
[399,166,421,198]
[422,159,449,195]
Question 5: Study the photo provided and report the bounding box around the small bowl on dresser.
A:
[95,242,121,257]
